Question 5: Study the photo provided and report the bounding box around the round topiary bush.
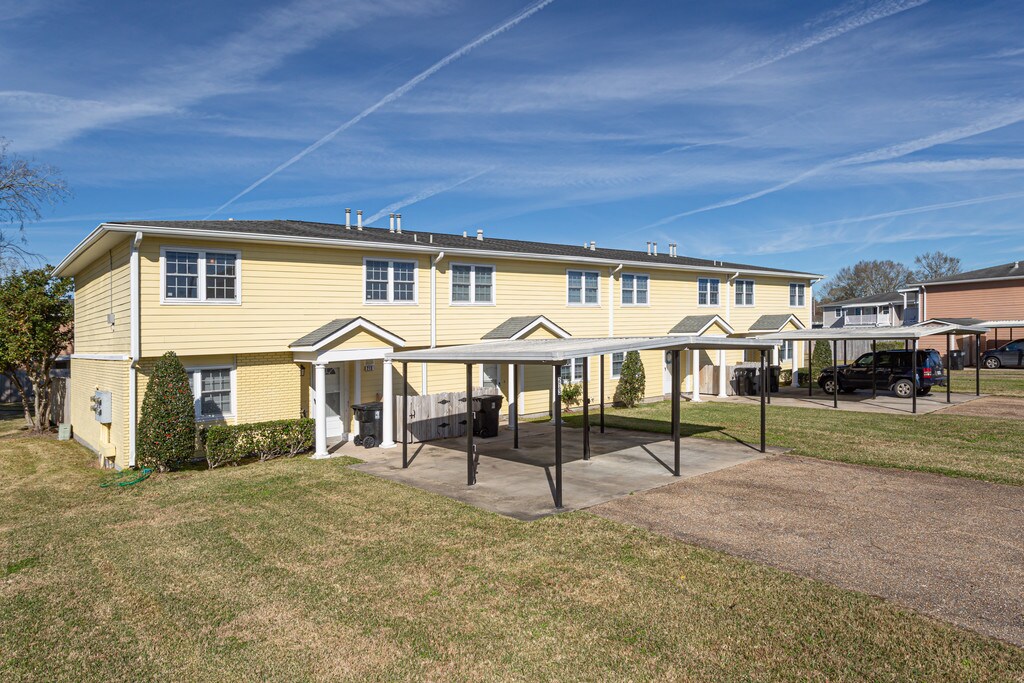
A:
[614,350,646,407]
[136,351,196,471]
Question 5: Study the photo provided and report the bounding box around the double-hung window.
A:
[621,274,649,305]
[698,278,719,306]
[162,248,240,303]
[611,352,625,379]
[789,283,806,307]
[451,264,495,304]
[735,279,755,306]
[186,366,235,420]
[779,341,794,363]
[365,259,417,303]
[567,270,599,305]
[559,358,586,382]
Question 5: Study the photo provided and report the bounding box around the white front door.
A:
[325,366,344,438]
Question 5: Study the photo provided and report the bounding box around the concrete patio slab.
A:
[343,422,780,520]
[725,386,984,415]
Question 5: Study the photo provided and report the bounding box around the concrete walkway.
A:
[726,386,983,415]
[345,423,780,521]
[594,455,1024,646]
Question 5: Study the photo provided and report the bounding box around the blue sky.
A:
[3,0,1023,276]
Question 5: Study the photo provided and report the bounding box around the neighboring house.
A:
[903,260,1024,362]
[820,290,918,328]
[53,219,820,468]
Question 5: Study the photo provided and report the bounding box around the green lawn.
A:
[563,400,1024,486]
[950,368,1024,397]
[1,417,1022,681]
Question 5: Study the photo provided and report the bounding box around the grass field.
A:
[2,414,1023,681]
[950,367,1024,397]
[562,400,1024,486]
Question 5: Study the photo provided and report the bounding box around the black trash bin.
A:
[769,365,781,392]
[472,395,504,438]
[948,350,965,371]
[351,401,383,449]
[733,367,756,396]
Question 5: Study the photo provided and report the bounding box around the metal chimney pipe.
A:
[476,229,484,241]
[356,210,363,229]
[590,241,596,251]
[389,214,395,233]
[396,213,402,234]
[345,208,351,229]
[652,242,658,256]
[646,241,652,255]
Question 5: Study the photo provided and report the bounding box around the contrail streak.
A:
[207,0,556,218]
[366,167,495,224]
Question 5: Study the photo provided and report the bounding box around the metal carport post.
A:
[946,334,952,404]
[671,349,681,476]
[402,362,409,468]
[912,339,918,414]
[466,364,475,486]
[553,364,563,508]
[512,363,520,449]
[759,348,766,453]
[832,339,838,409]
[975,333,982,396]
[582,356,590,460]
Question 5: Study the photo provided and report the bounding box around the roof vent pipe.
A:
[345,208,351,229]
[652,242,658,256]
[389,213,395,233]
[396,213,402,234]
[646,241,652,255]
[1015,261,1020,269]
[356,210,363,230]
[463,230,468,238]
[669,242,677,257]
[476,229,484,241]
[590,241,596,251]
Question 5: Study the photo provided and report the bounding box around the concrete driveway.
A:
[594,455,1024,646]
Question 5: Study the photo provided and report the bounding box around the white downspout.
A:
[427,251,444,394]
[128,231,142,468]
[725,271,740,324]
[610,264,622,336]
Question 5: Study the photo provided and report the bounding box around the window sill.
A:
[450,302,497,307]
[363,301,419,306]
[196,415,234,423]
[566,303,601,308]
[161,299,242,306]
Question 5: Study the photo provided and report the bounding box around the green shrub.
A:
[812,340,836,371]
[614,350,646,407]
[136,351,196,472]
[204,418,315,469]
[560,382,582,412]
[779,368,793,386]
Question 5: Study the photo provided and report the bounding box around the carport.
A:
[387,335,778,508]
[758,322,990,414]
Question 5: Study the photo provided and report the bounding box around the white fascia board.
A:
[289,317,406,352]
[508,316,572,340]
[70,353,130,361]
[907,274,1024,288]
[55,223,823,280]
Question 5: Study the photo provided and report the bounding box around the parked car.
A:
[981,339,1024,369]
[817,349,946,399]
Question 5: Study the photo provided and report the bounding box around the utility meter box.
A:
[91,390,112,424]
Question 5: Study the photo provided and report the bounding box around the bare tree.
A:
[0,138,71,265]
[913,251,961,282]
[817,259,914,303]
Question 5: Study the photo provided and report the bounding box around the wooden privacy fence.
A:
[394,387,498,444]
[0,373,68,425]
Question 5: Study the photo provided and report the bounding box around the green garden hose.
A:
[99,468,153,488]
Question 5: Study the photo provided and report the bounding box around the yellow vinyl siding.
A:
[70,358,129,467]
[73,238,131,353]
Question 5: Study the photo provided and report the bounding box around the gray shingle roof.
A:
[482,316,556,340]
[290,318,360,348]
[909,261,1024,286]
[749,314,803,332]
[669,315,720,334]
[824,291,904,307]
[106,219,817,276]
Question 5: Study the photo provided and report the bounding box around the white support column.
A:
[717,349,728,398]
[791,343,800,387]
[313,362,328,458]
[507,363,516,417]
[691,349,701,402]
[517,365,525,417]
[381,358,396,448]
[353,362,361,437]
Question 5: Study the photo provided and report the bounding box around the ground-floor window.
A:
[482,363,501,391]
[559,357,586,382]
[610,352,625,379]
[779,341,794,363]
[186,366,235,420]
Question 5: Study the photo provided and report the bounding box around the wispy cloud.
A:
[207,0,558,218]
[366,167,495,223]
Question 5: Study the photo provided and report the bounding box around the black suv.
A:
[817,349,946,399]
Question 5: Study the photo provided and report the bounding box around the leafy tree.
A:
[560,382,582,412]
[0,267,73,431]
[817,260,914,303]
[0,138,71,266]
[136,351,196,471]
[913,251,961,282]
[614,351,646,407]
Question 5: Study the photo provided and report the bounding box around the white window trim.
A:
[620,272,650,307]
[558,357,589,382]
[185,364,236,422]
[480,363,502,390]
[363,257,419,305]
[566,269,601,307]
[735,279,756,307]
[610,352,625,379]
[160,246,242,305]
[789,282,806,308]
[779,341,794,363]
[449,262,496,306]
[697,277,721,307]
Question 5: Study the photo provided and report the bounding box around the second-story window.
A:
[567,270,599,305]
[735,279,755,306]
[365,258,417,303]
[451,264,494,304]
[621,273,649,305]
[162,248,239,303]
[698,278,719,306]
[789,283,806,307]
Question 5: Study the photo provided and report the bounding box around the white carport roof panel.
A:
[760,322,989,342]
[387,335,779,365]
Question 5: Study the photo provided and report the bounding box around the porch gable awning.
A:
[745,313,806,334]
[289,316,406,352]
[668,314,734,335]
[481,315,571,340]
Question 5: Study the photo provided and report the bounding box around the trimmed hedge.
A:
[204,418,315,469]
